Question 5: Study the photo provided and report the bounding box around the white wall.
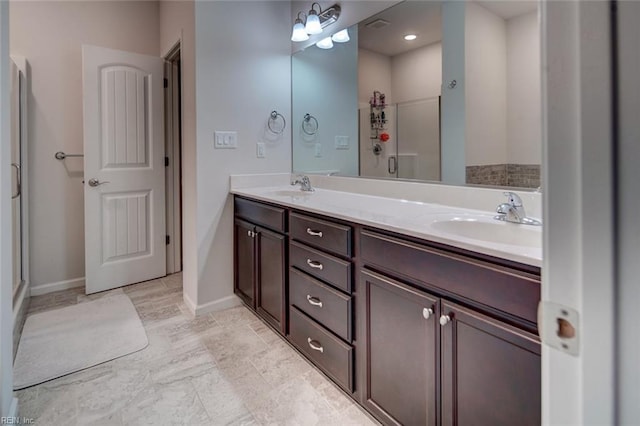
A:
[10,1,160,292]
[292,33,358,176]
[507,11,540,165]
[391,42,442,104]
[0,1,14,416]
[158,1,198,312]
[465,1,507,167]
[193,1,292,312]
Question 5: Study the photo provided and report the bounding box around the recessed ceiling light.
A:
[404,34,417,41]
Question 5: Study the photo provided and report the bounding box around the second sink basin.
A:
[431,217,541,248]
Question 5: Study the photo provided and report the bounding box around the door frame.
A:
[164,41,183,275]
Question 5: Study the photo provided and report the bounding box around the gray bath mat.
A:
[13,292,148,389]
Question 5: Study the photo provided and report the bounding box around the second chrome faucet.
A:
[291,175,314,192]
[495,192,541,226]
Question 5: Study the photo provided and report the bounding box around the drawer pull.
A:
[307,337,324,353]
[306,228,323,238]
[306,259,324,270]
[306,295,323,308]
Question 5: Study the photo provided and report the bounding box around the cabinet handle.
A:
[439,314,451,326]
[306,295,323,308]
[306,228,323,238]
[307,337,324,353]
[247,230,256,238]
[422,307,434,320]
[306,259,324,270]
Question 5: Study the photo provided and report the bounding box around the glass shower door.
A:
[11,60,23,298]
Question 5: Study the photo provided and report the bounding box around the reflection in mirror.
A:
[292,0,541,188]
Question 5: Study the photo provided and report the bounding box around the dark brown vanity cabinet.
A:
[233,195,542,425]
[234,198,287,334]
[287,212,356,393]
[440,301,541,426]
[359,230,541,426]
[360,270,440,426]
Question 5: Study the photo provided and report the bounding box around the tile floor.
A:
[16,273,378,426]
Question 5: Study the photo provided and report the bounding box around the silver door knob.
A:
[88,178,109,187]
[422,307,434,320]
[439,315,451,326]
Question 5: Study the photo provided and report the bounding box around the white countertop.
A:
[230,185,542,268]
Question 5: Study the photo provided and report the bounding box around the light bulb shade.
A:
[331,29,350,43]
[291,21,309,42]
[316,36,333,49]
[305,11,322,35]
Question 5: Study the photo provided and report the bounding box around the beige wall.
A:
[391,42,442,104]
[158,1,197,309]
[465,1,508,167]
[10,1,160,291]
[507,11,540,165]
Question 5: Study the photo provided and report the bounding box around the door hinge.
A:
[166,235,170,245]
[165,157,169,167]
[164,78,168,88]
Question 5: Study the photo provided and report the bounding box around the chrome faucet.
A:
[495,192,541,226]
[291,175,314,192]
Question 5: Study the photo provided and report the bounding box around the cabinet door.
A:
[360,270,439,426]
[256,227,286,334]
[234,219,255,308]
[441,301,541,426]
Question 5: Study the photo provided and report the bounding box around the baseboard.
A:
[13,281,30,360]
[183,293,242,317]
[30,277,84,296]
[8,397,18,419]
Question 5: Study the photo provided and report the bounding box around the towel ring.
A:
[267,110,286,134]
[302,113,318,136]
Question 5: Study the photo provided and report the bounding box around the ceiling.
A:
[358,0,538,58]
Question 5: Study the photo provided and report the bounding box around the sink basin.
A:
[268,190,314,198]
[431,217,541,248]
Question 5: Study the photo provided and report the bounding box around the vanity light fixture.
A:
[305,3,322,35]
[331,29,350,43]
[291,12,310,42]
[404,34,418,41]
[316,36,334,49]
[291,3,342,42]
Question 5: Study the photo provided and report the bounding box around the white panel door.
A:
[83,45,165,294]
[10,60,21,297]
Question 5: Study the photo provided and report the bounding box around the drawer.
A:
[290,267,353,342]
[290,213,352,258]
[360,230,540,324]
[290,241,352,293]
[289,307,354,392]
[234,197,286,233]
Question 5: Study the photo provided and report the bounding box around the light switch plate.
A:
[314,143,322,157]
[256,143,266,158]
[335,135,349,149]
[214,131,237,149]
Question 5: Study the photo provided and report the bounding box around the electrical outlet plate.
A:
[314,143,322,157]
[214,131,237,149]
[335,135,349,149]
[256,142,266,158]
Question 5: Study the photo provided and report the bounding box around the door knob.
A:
[439,315,451,326]
[88,178,110,187]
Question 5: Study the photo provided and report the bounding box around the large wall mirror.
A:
[292,0,541,188]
